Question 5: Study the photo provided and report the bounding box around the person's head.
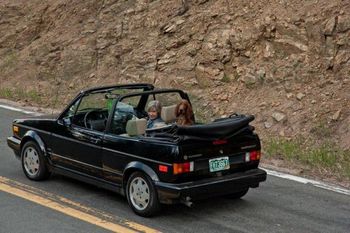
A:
[147,100,162,120]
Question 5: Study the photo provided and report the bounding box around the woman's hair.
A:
[147,100,162,114]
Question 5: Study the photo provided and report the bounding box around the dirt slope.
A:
[0,0,349,151]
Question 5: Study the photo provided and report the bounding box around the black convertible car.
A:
[7,83,266,216]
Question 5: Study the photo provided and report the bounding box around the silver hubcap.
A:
[129,177,150,211]
[23,146,40,176]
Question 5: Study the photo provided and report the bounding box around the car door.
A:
[50,93,107,178]
[101,96,144,185]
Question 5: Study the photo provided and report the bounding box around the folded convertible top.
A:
[145,114,255,142]
[176,115,254,139]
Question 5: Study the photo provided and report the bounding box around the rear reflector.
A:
[173,162,194,175]
[159,165,168,173]
[245,150,261,162]
[213,139,227,145]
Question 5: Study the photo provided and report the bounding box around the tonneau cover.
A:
[145,115,255,141]
[176,115,254,139]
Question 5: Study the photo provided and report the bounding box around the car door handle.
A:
[71,131,85,139]
[90,137,102,144]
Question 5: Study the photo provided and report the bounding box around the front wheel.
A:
[126,171,160,217]
[21,141,51,181]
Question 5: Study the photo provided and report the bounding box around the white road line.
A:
[1,103,349,196]
[0,104,43,116]
[264,168,350,196]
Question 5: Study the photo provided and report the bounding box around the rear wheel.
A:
[126,171,160,217]
[225,188,249,199]
[21,141,51,181]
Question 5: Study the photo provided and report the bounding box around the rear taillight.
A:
[158,165,168,173]
[173,162,194,175]
[245,150,261,162]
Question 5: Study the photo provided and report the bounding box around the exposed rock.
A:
[177,56,196,71]
[256,68,266,80]
[333,50,350,71]
[264,121,273,128]
[157,59,171,66]
[325,36,336,57]
[336,16,350,33]
[167,35,190,49]
[323,17,336,35]
[195,64,224,83]
[332,110,341,121]
[272,112,286,122]
[1,0,350,155]
[335,33,349,46]
[175,0,189,16]
[171,75,198,87]
[263,42,274,58]
[259,102,267,107]
[162,24,177,33]
[218,94,229,101]
[176,19,185,25]
[296,93,305,100]
[186,43,201,57]
[202,29,232,63]
[162,51,176,59]
[240,73,257,85]
[279,129,285,137]
[158,52,176,65]
[274,37,308,52]
[244,51,251,58]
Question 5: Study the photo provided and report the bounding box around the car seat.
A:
[161,105,177,124]
[125,118,147,136]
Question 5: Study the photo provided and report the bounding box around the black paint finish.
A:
[7,84,266,204]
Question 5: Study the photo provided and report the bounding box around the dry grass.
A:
[0,88,42,103]
[264,138,350,180]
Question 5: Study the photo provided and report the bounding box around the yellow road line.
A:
[0,176,160,233]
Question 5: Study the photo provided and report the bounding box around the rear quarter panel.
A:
[102,134,180,184]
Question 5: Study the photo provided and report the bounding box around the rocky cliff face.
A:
[0,0,349,149]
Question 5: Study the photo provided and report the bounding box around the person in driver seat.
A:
[146,100,165,129]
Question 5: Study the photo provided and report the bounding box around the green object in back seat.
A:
[107,99,113,113]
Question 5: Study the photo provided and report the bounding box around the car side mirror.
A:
[58,117,72,127]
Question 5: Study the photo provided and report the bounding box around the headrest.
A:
[161,105,177,123]
[126,118,147,136]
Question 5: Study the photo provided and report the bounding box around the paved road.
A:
[0,107,349,233]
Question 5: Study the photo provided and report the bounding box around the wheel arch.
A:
[122,161,159,188]
[20,131,47,157]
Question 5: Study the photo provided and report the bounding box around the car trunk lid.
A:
[172,115,261,182]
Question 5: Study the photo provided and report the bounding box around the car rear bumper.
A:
[7,136,21,159]
[155,168,267,204]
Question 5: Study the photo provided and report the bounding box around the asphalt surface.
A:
[0,107,349,233]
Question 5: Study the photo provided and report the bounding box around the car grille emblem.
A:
[219,150,224,154]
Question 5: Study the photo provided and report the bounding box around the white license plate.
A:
[209,156,230,172]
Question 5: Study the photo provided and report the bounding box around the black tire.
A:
[126,171,161,217]
[225,188,249,199]
[21,141,51,181]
